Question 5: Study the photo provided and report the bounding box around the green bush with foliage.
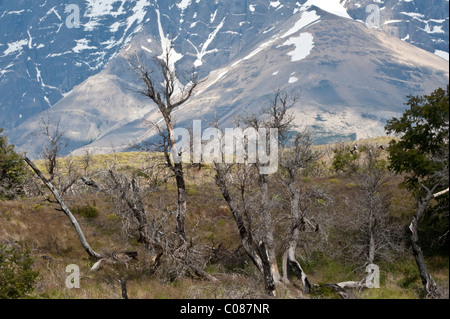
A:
[332,145,359,173]
[386,85,449,248]
[386,85,449,190]
[0,244,40,299]
[72,202,99,219]
[0,129,28,200]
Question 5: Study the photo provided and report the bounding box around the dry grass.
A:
[1,136,448,299]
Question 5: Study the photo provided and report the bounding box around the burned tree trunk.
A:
[258,174,281,284]
[160,112,188,242]
[214,163,263,273]
[24,156,102,260]
[119,278,128,299]
[108,170,152,250]
[368,208,377,265]
[282,186,312,294]
[407,185,448,298]
[129,46,199,243]
[258,242,277,297]
[214,162,280,295]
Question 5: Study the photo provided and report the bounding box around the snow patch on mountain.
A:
[289,75,299,83]
[177,0,193,11]
[3,39,28,56]
[73,39,97,53]
[125,0,150,33]
[304,0,351,19]
[232,37,277,66]
[280,32,315,61]
[85,0,127,18]
[435,50,449,61]
[270,1,281,8]
[282,10,320,38]
[192,17,226,67]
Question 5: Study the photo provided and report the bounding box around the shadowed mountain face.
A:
[2,1,448,157]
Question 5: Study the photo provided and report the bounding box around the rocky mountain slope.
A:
[1,0,448,157]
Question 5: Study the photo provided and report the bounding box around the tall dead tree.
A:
[24,117,102,259]
[129,45,200,242]
[239,91,297,286]
[213,90,310,296]
[278,131,320,294]
[24,156,102,260]
[353,146,400,266]
[409,185,449,298]
[81,160,217,281]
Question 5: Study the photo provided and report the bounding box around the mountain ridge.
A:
[1,1,449,157]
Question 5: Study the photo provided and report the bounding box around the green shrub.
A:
[186,185,198,196]
[0,244,40,299]
[107,214,119,222]
[345,183,358,189]
[0,129,28,200]
[32,204,43,210]
[332,145,359,173]
[72,202,99,219]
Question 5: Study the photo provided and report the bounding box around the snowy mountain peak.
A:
[303,0,352,19]
[1,0,449,157]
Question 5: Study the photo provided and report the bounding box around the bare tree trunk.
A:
[129,48,199,244]
[119,278,128,299]
[188,263,218,282]
[24,156,102,260]
[368,209,376,265]
[165,116,187,242]
[282,186,311,294]
[408,186,449,298]
[258,242,277,297]
[108,170,152,250]
[214,164,263,272]
[174,162,187,241]
[259,175,281,284]
[408,186,439,298]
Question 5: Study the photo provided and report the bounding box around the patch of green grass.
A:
[71,203,99,219]
[106,214,119,222]
[186,185,198,196]
[345,183,358,189]
[361,286,418,299]
[303,252,357,284]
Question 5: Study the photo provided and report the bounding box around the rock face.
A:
[1,0,154,130]
[2,1,449,157]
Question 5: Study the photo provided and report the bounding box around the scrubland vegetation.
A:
[0,138,447,299]
[1,86,448,300]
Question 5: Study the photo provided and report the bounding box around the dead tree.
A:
[107,170,153,251]
[128,45,201,243]
[83,167,217,282]
[351,146,402,266]
[239,91,297,288]
[35,116,80,196]
[38,115,67,183]
[278,131,320,294]
[212,90,302,296]
[24,156,102,260]
[24,117,102,259]
[409,185,449,298]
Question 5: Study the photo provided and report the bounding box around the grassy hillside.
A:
[0,137,448,299]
